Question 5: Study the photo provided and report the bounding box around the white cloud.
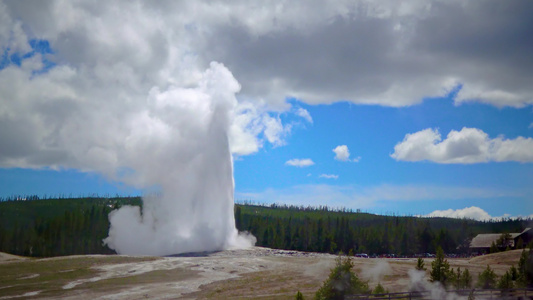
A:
[263,114,291,147]
[285,158,314,167]
[0,1,315,170]
[319,174,338,179]
[295,107,313,123]
[455,84,530,108]
[391,127,533,163]
[229,102,295,155]
[333,145,360,162]
[421,206,530,221]
[2,1,532,111]
[424,207,493,221]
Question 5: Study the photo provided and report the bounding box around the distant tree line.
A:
[0,197,140,257]
[0,197,531,257]
[236,204,531,256]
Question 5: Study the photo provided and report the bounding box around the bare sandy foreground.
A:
[0,248,524,299]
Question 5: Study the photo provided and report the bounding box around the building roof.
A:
[470,234,504,249]
[519,228,531,235]
[470,228,530,249]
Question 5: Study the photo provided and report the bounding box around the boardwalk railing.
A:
[346,288,533,299]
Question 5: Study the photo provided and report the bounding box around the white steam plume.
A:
[408,269,465,300]
[103,62,256,255]
[362,260,392,283]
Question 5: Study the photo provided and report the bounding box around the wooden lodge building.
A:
[470,228,532,253]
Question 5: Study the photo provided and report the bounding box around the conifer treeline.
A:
[235,204,530,255]
[0,197,140,257]
[0,197,530,257]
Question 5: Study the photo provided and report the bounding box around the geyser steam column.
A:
[104,62,256,256]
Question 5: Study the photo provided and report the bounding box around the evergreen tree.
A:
[457,268,472,289]
[372,283,388,295]
[416,257,426,271]
[517,248,533,288]
[516,237,524,249]
[235,206,242,230]
[497,270,514,290]
[430,247,452,287]
[314,255,370,300]
[496,233,512,249]
[489,241,499,253]
[509,265,518,281]
[477,265,497,289]
[284,217,292,249]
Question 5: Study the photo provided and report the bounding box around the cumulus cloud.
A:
[2,1,532,110]
[0,1,310,168]
[391,127,533,163]
[333,145,360,162]
[424,206,493,221]
[285,158,315,167]
[319,174,339,179]
[422,206,522,221]
[0,2,275,255]
[228,102,295,155]
[192,1,533,108]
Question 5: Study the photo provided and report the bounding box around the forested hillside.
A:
[0,197,530,257]
[0,197,140,257]
[236,204,530,255]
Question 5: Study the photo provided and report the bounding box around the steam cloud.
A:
[408,270,465,300]
[103,63,256,255]
[362,260,392,283]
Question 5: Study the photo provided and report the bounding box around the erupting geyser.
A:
[103,62,256,255]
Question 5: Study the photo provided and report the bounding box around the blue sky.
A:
[233,97,533,217]
[1,1,532,221]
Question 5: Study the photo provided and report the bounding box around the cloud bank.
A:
[2,0,531,114]
[192,1,533,108]
[0,1,310,170]
[423,206,533,221]
[391,128,533,163]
